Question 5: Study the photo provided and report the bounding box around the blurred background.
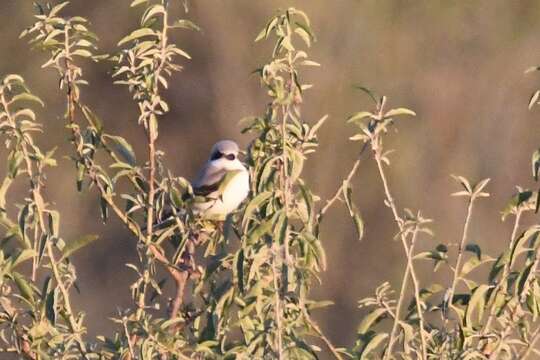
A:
[2,0,540,355]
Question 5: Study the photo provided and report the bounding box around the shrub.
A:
[0,2,539,360]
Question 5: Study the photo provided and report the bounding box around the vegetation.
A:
[0,1,539,359]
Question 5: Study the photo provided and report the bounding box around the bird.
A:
[149,140,249,231]
[189,140,250,220]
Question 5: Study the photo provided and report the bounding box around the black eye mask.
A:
[211,151,223,160]
[211,151,236,161]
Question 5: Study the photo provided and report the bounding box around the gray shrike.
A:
[190,140,250,220]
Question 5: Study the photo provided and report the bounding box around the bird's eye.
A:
[225,153,236,161]
[211,151,223,160]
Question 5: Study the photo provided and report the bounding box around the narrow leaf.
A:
[60,234,99,261]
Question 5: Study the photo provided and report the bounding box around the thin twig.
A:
[520,326,540,359]
[123,318,135,359]
[447,198,475,317]
[302,308,344,360]
[272,245,284,359]
[317,142,368,222]
[374,151,410,359]
[46,242,88,355]
[407,226,428,359]
[480,210,522,345]
[371,99,427,359]
[501,209,523,292]
[98,183,187,312]
[387,264,411,356]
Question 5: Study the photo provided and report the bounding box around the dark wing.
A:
[192,162,227,197]
[193,183,220,196]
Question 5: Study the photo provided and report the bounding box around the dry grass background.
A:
[2,0,540,354]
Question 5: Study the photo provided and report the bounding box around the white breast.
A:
[194,169,250,219]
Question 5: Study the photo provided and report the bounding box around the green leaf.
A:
[307,300,334,310]
[353,85,379,105]
[142,5,165,26]
[300,60,320,67]
[357,308,387,334]
[254,28,266,42]
[45,286,59,325]
[130,0,148,6]
[242,191,272,228]
[294,26,311,47]
[170,47,191,59]
[414,244,448,270]
[501,190,536,220]
[530,90,540,110]
[99,195,108,223]
[525,66,540,74]
[472,178,490,197]
[347,111,373,125]
[517,262,535,297]
[419,283,444,301]
[460,256,494,277]
[400,322,415,354]
[3,74,25,85]
[171,19,201,32]
[255,16,278,42]
[37,234,47,265]
[489,251,508,283]
[103,135,136,166]
[509,226,540,267]
[274,211,288,245]
[464,284,490,328]
[234,249,245,293]
[60,234,99,261]
[0,176,13,211]
[118,28,157,46]
[28,319,51,339]
[13,272,34,303]
[10,249,36,270]
[288,147,304,184]
[72,49,93,58]
[451,174,473,194]
[360,333,388,359]
[256,156,279,192]
[246,214,277,245]
[80,105,103,133]
[49,1,70,17]
[465,243,482,260]
[18,204,30,246]
[384,108,416,118]
[532,149,540,181]
[11,93,44,107]
[14,108,36,121]
[342,182,364,241]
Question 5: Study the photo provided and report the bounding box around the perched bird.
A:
[190,140,250,220]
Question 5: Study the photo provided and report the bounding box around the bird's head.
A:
[208,140,245,171]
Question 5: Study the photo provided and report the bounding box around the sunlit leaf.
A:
[359,333,388,359]
[465,284,489,328]
[103,134,136,166]
[530,90,540,110]
[11,92,44,107]
[118,28,157,46]
[171,19,201,32]
[384,107,416,118]
[60,234,99,261]
[13,272,34,303]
